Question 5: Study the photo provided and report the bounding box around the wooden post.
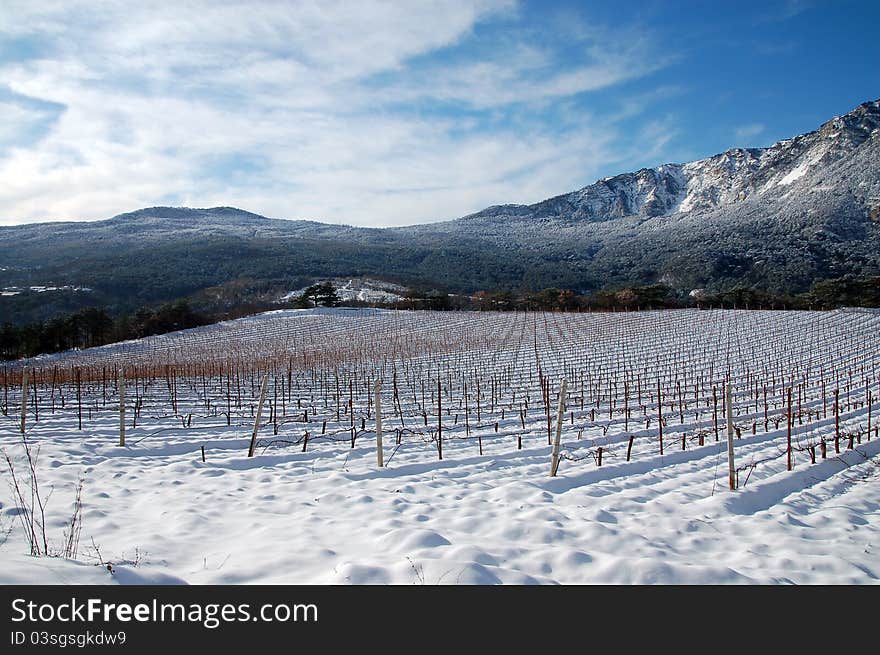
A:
[171,367,178,416]
[20,368,28,434]
[786,387,791,471]
[247,375,269,457]
[822,379,827,418]
[349,379,355,448]
[201,445,206,462]
[76,368,82,431]
[834,388,840,454]
[550,378,568,477]
[726,383,736,490]
[626,435,634,461]
[713,386,718,440]
[544,379,551,445]
[437,379,442,460]
[464,383,470,436]
[31,373,38,424]
[658,379,663,455]
[119,369,126,446]
[375,380,383,468]
[763,385,768,432]
[273,379,278,435]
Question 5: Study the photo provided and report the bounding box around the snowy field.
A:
[1,308,879,585]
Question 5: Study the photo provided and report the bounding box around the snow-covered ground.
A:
[1,308,878,584]
[1,284,92,296]
[280,278,405,304]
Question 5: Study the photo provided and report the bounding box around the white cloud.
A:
[734,123,766,143]
[0,0,672,227]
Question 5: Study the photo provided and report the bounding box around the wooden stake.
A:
[31,373,37,424]
[20,368,28,434]
[76,368,82,431]
[713,386,718,440]
[658,379,663,455]
[437,379,442,460]
[464,383,470,436]
[786,387,791,471]
[247,375,269,457]
[550,378,568,477]
[349,379,355,448]
[726,383,735,490]
[375,380,383,468]
[544,379,551,445]
[834,388,840,454]
[118,369,126,446]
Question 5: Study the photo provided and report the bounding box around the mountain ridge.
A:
[434,97,880,229]
[5,97,878,234]
[1,97,879,324]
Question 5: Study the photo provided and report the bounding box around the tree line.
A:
[394,275,880,312]
[1,301,210,360]
[3,275,877,360]
[0,284,344,360]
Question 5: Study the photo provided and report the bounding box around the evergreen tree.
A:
[298,282,341,307]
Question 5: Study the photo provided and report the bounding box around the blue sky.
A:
[0,0,878,227]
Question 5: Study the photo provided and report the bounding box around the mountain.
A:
[1,98,879,323]
[401,99,880,291]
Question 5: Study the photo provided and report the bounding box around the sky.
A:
[0,0,879,228]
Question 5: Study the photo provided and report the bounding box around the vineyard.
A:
[2,307,879,584]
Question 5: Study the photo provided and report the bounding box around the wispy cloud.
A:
[734,123,766,144]
[755,0,816,24]
[0,0,674,226]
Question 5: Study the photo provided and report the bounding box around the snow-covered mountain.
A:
[398,98,880,292]
[1,98,878,323]
[435,98,879,227]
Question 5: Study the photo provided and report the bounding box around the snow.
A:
[775,139,833,188]
[0,285,91,296]
[778,162,810,186]
[280,278,404,304]
[336,279,404,304]
[2,308,879,585]
[279,287,308,302]
[675,149,770,213]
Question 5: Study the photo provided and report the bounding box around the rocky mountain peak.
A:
[517,97,880,224]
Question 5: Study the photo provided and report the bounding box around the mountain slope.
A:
[398,98,880,291]
[1,99,879,323]
[428,99,880,227]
